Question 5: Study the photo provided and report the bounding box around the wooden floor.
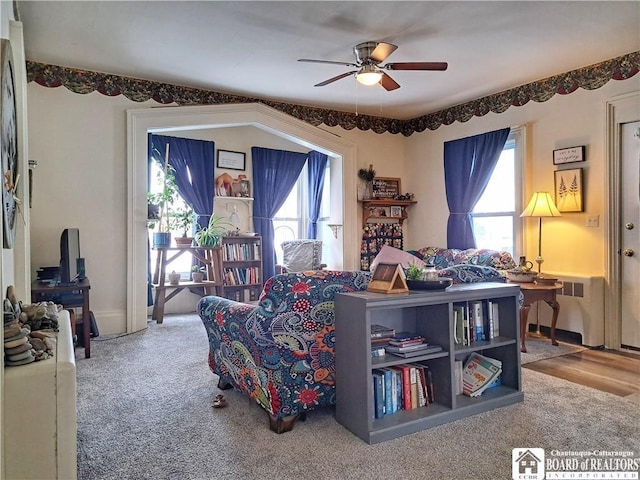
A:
[524,348,640,396]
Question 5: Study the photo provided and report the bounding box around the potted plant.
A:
[169,205,195,247]
[357,164,376,200]
[194,215,233,247]
[147,164,179,247]
[405,263,426,281]
[191,265,206,283]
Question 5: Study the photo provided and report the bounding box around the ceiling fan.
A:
[298,41,448,91]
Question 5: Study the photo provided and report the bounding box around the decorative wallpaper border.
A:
[26,51,639,137]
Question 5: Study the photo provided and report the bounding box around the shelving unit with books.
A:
[335,282,523,444]
[221,235,263,303]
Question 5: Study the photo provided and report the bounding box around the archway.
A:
[127,103,358,333]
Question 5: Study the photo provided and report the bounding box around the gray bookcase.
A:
[335,282,523,444]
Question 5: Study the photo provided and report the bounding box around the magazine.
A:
[462,352,502,397]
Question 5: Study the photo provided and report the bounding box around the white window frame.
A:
[471,126,525,255]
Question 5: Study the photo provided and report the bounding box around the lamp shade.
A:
[356,65,383,86]
[520,191,561,217]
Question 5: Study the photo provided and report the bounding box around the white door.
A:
[620,121,640,349]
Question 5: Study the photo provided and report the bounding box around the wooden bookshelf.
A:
[221,235,263,303]
[335,282,523,444]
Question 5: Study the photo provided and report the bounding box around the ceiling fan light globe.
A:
[356,71,383,86]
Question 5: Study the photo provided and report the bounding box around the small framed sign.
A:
[217,149,246,171]
[372,177,401,199]
[553,146,585,165]
[367,263,409,294]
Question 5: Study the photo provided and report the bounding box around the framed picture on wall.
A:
[553,146,585,165]
[554,168,583,212]
[217,150,246,171]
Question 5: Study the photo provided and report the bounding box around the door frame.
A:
[126,103,358,334]
[605,91,640,349]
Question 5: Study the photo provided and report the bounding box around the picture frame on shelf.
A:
[367,263,408,294]
[217,149,246,171]
[390,206,403,218]
[553,146,585,165]
[554,168,583,212]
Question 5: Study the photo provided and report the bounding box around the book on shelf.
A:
[371,346,386,357]
[471,300,485,341]
[453,306,465,345]
[391,365,413,411]
[491,301,500,337]
[454,360,463,395]
[462,352,502,397]
[388,332,425,346]
[371,337,391,346]
[371,324,395,339]
[386,344,443,358]
[372,372,384,419]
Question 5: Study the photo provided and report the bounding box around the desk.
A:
[152,246,224,324]
[31,277,91,358]
[518,282,563,353]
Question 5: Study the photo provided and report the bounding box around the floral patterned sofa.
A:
[197,270,370,433]
[408,246,517,283]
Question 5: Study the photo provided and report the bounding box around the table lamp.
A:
[520,191,561,275]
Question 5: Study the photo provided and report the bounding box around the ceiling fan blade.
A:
[384,62,448,71]
[380,72,400,91]
[298,59,358,68]
[369,42,398,63]
[314,71,357,87]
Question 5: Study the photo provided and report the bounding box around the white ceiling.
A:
[16,1,640,120]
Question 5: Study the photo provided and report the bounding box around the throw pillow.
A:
[369,245,424,271]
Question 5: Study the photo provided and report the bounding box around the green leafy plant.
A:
[168,205,195,237]
[405,263,426,280]
[194,215,233,247]
[147,164,179,232]
[357,164,376,183]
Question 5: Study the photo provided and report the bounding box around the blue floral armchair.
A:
[197,270,370,433]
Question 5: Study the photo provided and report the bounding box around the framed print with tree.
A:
[216,149,246,171]
[554,168,583,212]
[1,40,18,248]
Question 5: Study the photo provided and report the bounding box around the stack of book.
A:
[370,324,395,357]
[385,331,443,358]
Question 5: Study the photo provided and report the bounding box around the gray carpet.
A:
[77,315,639,480]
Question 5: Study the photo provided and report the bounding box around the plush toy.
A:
[215,173,247,196]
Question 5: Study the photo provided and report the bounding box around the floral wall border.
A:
[27,51,639,137]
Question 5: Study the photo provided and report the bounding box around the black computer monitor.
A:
[59,228,81,284]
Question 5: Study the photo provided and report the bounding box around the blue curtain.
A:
[149,134,215,232]
[252,147,307,279]
[444,128,510,249]
[306,151,328,239]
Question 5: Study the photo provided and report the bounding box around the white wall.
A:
[26,74,639,333]
[403,80,640,277]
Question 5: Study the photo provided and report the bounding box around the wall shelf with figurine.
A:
[360,199,417,225]
[359,177,416,225]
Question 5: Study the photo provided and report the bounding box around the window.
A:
[148,161,193,276]
[273,162,331,264]
[471,129,524,255]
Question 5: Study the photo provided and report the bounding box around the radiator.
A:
[534,273,605,347]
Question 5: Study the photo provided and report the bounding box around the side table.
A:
[517,281,563,353]
[31,277,92,358]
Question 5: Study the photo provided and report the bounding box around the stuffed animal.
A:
[215,173,247,196]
